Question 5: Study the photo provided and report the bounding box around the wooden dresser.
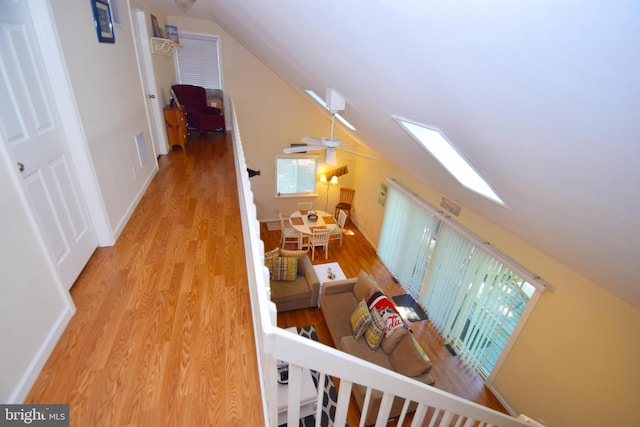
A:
[164,105,187,150]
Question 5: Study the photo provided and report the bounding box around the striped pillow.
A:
[364,308,385,351]
[272,256,298,281]
[350,300,372,340]
[264,248,281,279]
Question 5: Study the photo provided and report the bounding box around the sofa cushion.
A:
[389,334,433,377]
[272,256,298,281]
[364,308,385,351]
[339,336,393,370]
[353,270,379,301]
[381,327,409,354]
[321,291,359,345]
[264,247,281,279]
[350,300,372,340]
[270,276,310,303]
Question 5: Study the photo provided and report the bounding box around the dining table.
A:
[289,210,337,249]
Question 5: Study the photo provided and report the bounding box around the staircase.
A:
[229,99,538,427]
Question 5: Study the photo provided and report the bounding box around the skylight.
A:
[305,89,357,131]
[394,117,506,207]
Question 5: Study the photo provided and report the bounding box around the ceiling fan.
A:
[283,89,376,165]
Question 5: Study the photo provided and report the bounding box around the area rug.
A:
[278,325,339,427]
[266,221,282,231]
[392,294,428,322]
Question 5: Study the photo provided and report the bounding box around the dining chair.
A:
[297,202,313,211]
[279,212,302,249]
[329,209,347,247]
[334,188,355,224]
[309,228,332,260]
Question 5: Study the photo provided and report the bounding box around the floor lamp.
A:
[320,174,338,212]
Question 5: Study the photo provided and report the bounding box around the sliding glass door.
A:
[420,225,535,377]
[377,187,439,296]
[377,181,542,378]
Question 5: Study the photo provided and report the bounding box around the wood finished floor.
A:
[26,133,262,426]
[26,130,506,427]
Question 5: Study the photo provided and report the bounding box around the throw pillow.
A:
[364,308,385,351]
[350,299,372,340]
[367,291,407,339]
[272,256,298,281]
[388,334,433,377]
[264,247,281,279]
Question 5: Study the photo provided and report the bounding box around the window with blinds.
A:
[377,181,542,378]
[176,33,221,89]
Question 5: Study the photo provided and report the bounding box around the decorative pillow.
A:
[264,248,281,279]
[272,256,298,281]
[367,291,407,339]
[350,300,372,340]
[364,308,385,351]
[388,334,433,377]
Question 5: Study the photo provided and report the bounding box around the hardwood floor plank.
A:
[26,133,263,426]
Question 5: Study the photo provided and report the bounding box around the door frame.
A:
[130,3,169,156]
[29,0,113,245]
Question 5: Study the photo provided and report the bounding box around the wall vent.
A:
[135,131,148,167]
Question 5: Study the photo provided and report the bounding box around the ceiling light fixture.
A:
[394,116,506,207]
[174,0,195,12]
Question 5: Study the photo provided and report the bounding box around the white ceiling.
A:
[155,1,640,308]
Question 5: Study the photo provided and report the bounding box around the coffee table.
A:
[313,262,347,307]
[277,328,318,424]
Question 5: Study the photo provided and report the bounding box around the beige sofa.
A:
[265,248,320,312]
[321,270,435,425]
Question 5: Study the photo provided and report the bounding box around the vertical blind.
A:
[377,188,438,295]
[377,181,541,378]
[176,33,221,89]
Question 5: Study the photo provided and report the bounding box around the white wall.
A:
[50,0,160,238]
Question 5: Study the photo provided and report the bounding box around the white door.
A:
[132,7,168,156]
[0,0,97,289]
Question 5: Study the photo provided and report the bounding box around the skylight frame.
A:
[305,89,357,131]
[393,116,507,207]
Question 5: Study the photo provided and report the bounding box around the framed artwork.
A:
[91,0,115,43]
[165,25,179,43]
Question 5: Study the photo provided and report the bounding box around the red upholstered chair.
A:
[171,84,225,135]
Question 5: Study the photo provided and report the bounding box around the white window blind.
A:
[378,187,439,295]
[421,224,535,377]
[377,178,544,378]
[176,33,221,89]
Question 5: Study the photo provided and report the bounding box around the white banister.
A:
[229,96,535,427]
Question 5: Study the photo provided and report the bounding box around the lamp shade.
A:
[330,176,338,185]
[320,174,327,184]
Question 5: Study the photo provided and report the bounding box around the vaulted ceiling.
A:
[154,1,640,308]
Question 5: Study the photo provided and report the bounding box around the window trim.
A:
[275,155,319,198]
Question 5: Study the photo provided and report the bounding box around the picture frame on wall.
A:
[165,25,179,44]
[91,0,115,43]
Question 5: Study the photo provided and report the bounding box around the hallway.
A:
[26,133,264,426]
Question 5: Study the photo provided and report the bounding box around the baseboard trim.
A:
[7,303,75,403]
[111,164,158,243]
[486,383,517,417]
